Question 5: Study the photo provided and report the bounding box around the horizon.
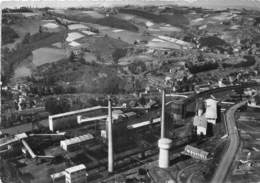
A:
[1,0,260,10]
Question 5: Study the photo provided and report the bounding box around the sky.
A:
[1,0,260,10]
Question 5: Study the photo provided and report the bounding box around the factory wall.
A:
[49,115,78,131]
[49,108,106,131]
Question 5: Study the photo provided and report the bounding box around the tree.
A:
[112,48,127,65]
[22,33,31,44]
[45,97,71,115]
[45,97,60,115]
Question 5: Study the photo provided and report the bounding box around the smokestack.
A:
[107,97,114,173]
[161,89,165,138]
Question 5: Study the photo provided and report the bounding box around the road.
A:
[211,101,246,183]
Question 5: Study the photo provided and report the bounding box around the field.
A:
[14,66,32,78]
[51,10,139,32]
[32,47,67,66]
[68,23,89,30]
[100,28,146,44]
[118,8,189,28]
[76,35,129,61]
[66,32,84,42]
[2,18,41,49]
[147,39,182,49]
[81,10,105,18]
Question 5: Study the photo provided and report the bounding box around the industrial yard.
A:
[1,1,260,183]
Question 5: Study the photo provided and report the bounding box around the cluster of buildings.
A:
[193,98,218,136]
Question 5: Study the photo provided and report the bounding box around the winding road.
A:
[211,101,247,183]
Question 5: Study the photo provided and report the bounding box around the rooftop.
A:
[60,134,94,146]
[193,115,207,128]
[65,164,86,174]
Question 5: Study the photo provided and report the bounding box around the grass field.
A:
[51,10,139,32]
[119,8,189,28]
[14,66,32,78]
[32,47,67,66]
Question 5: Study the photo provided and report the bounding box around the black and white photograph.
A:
[1,0,260,182]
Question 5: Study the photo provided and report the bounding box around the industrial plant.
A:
[1,1,260,183]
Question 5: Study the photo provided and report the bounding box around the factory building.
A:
[184,145,209,160]
[101,110,136,141]
[51,164,88,183]
[205,98,218,124]
[49,106,105,131]
[60,134,94,151]
[193,115,207,135]
[65,164,88,183]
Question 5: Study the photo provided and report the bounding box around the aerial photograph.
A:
[0,0,260,182]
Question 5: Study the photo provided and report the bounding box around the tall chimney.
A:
[107,97,114,173]
[161,89,165,138]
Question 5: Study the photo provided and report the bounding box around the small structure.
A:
[158,138,172,168]
[183,145,209,160]
[193,115,207,136]
[60,134,94,151]
[205,98,218,124]
[65,164,88,183]
[50,171,66,183]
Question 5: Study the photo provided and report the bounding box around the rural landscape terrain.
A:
[1,1,260,183]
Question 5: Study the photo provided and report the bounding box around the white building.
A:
[205,98,218,124]
[184,145,209,160]
[193,115,207,135]
[65,164,88,183]
[60,134,94,151]
[50,171,66,183]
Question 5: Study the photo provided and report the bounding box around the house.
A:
[193,115,207,135]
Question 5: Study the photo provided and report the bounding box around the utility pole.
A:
[107,97,114,173]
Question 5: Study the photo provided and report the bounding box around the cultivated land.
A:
[1,4,260,183]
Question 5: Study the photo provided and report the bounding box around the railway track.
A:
[211,101,247,183]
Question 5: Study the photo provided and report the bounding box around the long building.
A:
[49,106,105,131]
[184,145,209,160]
[60,134,94,151]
